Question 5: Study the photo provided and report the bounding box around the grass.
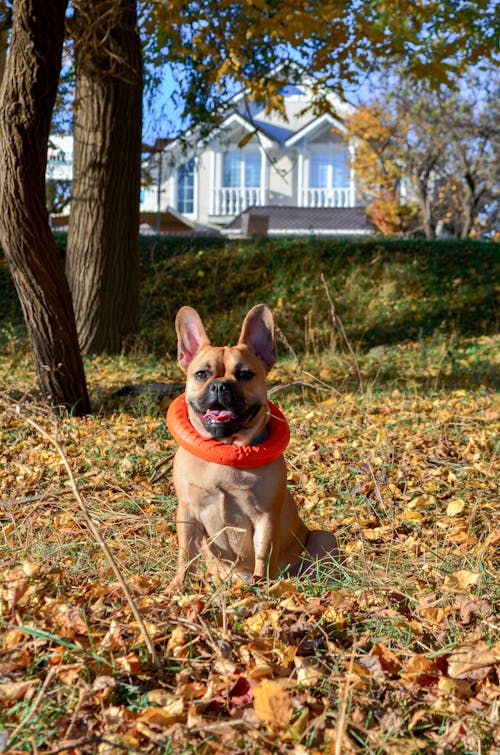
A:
[0,235,498,752]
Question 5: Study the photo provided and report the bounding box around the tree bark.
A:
[66,0,142,354]
[0,0,91,414]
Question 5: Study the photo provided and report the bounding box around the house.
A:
[141,77,373,236]
[45,76,373,236]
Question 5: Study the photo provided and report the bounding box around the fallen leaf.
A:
[0,679,39,701]
[443,570,480,591]
[166,625,189,657]
[253,679,293,730]
[228,675,257,705]
[294,656,323,687]
[446,499,466,516]
[137,700,185,729]
[447,642,499,681]
[371,643,403,675]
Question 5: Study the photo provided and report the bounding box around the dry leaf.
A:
[371,643,403,675]
[443,570,480,591]
[447,642,499,681]
[446,498,466,516]
[0,679,39,701]
[166,625,189,657]
[253,679,293,730]
[137,700,185,730]
[115,652,141,674]
[294,656,323,687]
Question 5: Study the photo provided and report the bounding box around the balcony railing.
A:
[210,185,356,215]
[299,187,355,208]
[211,187,267,216]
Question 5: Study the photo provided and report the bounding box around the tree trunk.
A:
[66,0,142,354]
[0,0,91,415]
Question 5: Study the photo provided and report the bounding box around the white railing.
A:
[300,187,355,208]
[211,187,267,216]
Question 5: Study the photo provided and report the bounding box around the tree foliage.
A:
[144,0,499,128]
[346,69,500,238]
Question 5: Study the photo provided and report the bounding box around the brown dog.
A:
[167,304,338,588]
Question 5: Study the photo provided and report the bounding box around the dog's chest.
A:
[194,470,260,528]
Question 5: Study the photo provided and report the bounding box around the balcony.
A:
[299,187,356,208]
[211,187,268,217]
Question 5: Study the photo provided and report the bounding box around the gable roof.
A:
[209,112,278,149]
[223,206,375,236]
[285,113,346,147]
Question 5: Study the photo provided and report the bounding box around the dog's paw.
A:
[167,574,185,591]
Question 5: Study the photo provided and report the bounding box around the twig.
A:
[148,454,174,484]
[13,405,161,670]
[1,484,111,507]
[335,633,358,755]
[320,273,363,391]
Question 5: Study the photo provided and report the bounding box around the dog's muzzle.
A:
[192,380,261,439]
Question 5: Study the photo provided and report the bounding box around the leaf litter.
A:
[0,367,499,753]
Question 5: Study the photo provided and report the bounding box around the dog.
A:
[167,304,339,588]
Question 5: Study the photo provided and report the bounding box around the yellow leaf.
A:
[166,625,188,657]
[446,499,466,516]
[253,679,293,730]
[397,510,425,523]
[443,570,480,591]
[137,700,185,729]
[244,609,280,636]
[268,579,299,597]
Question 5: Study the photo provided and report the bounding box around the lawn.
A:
[0,237,498,753]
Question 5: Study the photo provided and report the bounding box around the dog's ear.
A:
[175,307,210,372]
[238,304,277,370]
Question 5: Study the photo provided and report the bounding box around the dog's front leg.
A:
[168,502,203,590]
[252,513,276,580]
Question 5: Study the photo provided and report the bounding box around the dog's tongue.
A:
[202,408,236,423]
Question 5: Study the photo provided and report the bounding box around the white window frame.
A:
[174,156,197,218]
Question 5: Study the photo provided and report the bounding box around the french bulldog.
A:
[167,304,338,588]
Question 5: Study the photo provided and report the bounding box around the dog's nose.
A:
[209,380,231,400]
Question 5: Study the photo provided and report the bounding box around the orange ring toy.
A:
[166,393,290,468]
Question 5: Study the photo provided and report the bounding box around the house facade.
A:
[141,80,368,235]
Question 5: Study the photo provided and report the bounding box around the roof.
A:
[139,208,220,236]
[223,206,375,236]
[285,113,346,147]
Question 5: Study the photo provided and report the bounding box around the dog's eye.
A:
[194,370,210,381]
[236,369,254,382]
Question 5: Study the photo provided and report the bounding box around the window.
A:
[310,149,350,188]
[223,151,261,187]
[177,159,195,214]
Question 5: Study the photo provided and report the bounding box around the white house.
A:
[46,136,73,182]
[45,77,373,236]
[141,78,373,236]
